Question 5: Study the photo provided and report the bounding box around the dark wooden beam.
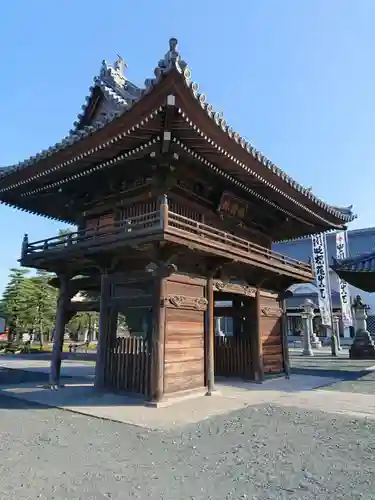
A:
[49,274,70,387]
[206,275,215,395]
[95,271,111,389]
[253,288,264,382]
[150,271,167,403]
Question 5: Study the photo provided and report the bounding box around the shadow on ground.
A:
[0,368,67,386]
[1,352,96,362]
[0,368,148,411]
[1,350,375,413]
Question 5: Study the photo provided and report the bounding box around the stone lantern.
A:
[349,295,375,359]
[300,298,322,356]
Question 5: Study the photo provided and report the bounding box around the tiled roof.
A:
[286,282,341,308]
[332,250,375,292]
[71,56,142,132]
[286,290,341,310]
[0,38,355,223]
[333,251,375,273]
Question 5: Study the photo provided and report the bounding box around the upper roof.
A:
[0,38,356,228]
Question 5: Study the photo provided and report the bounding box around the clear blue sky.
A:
[0,0,374,293]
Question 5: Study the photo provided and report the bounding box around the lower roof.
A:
[332,252,375,293]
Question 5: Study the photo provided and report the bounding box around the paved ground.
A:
[1,350,375,499]
[0,391,374,500]
[290,347,375,376]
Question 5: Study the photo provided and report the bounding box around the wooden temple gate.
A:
[64,267,288,398]
[3,38,353,404]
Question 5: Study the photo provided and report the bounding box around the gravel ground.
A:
[0,393,374,500]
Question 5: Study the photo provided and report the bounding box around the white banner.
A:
[336,231,353,327]
[311,233,332,326]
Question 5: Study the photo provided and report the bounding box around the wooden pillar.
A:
[49,274,69,387]
[206,276,215,395]
[108,308,118,349]
[253,288,264,382]
[95,271,111,389]
[241,296,253,379]
[280,297,290,378]
[232,296,242,337]
[160,194,169,230]
[150,273,166,402]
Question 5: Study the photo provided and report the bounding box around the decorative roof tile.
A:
[0,38,355,224]
[71,55,142,133]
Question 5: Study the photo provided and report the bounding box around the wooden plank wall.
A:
[163,275,206,394]
[84,212,114,232]
[259,294,284,374]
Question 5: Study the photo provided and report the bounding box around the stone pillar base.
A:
[349,329,375,359]
[301,347,314,356]
[310,333,322,349]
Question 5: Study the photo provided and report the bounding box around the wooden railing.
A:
[167,212,312,274]
[22,210,162,257]
[105,336,150,395]
[21,201,312,275]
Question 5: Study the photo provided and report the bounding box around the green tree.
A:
[29,270,58,346]
[1,268,58,344]
[1,268,33,340]
[58,228,74,238]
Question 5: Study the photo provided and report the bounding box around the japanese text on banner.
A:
[336,232,353,327]
[311,233,332,326]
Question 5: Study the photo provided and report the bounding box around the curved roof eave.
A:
[0,38,356,226]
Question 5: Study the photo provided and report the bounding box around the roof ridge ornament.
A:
[67,54,142,132]
[158,38,187,74]
[145,38,190,90]
[99,54,128,88]
[114,54,127,74]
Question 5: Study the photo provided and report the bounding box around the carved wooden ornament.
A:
[213,280,256,297]
[261,307,283,317]
[165,294,208,310]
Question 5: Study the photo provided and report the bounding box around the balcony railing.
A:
[21,199,312,277]
[21,210,162,258]
[166,212,312,275]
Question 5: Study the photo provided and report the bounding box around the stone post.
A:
[308,307,322,349]
[301,299,314,356]
[215,317,224,336]
[332,315,342,351]
[349,295,375,359]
